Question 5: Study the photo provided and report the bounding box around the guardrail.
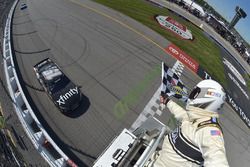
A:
[2,1,78,166]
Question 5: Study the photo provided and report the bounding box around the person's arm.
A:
[197,127,229,167]
[160,91,188,121]
[166,100,188,121]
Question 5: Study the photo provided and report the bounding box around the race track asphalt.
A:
[11,0,250,166]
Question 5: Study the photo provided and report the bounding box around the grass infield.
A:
[94,0,227,85]
[246,74,250,91]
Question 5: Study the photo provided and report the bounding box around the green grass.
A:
[0,117,4,129]
[245,74,250,91]
[94,0,227,85]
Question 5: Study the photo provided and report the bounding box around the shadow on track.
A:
[64,94,90,118]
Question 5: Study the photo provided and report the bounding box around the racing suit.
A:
[152,100,229,167]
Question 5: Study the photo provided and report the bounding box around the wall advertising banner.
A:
[155,15,193,40]
[165,44,199,73]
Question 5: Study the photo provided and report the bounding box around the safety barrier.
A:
[2,1,78,166]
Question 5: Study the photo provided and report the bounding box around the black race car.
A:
[34,58,82,112]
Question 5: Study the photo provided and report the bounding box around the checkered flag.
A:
[161,62,188,102]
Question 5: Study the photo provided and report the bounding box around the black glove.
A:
[160,91,171,105]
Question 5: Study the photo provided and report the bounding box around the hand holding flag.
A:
[161,62,188,102]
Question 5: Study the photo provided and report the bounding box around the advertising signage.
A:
[155,15,193,40]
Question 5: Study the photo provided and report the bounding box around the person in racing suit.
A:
[152,79,229,167]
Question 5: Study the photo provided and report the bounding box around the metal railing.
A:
[2,1,78,166]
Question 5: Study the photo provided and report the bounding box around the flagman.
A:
[152,79,229,167]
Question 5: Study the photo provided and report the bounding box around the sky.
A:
[205,0,250,44]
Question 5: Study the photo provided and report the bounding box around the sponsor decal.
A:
[57,87,78,105]
[227,94,250,128]
[223,58,246,86]
[155,15,193,40]
[227,73,249,99]
[165,44,199,73]
[171,85,188,97]
[207,91,222,98]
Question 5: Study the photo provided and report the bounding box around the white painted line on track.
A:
[223,58,246,86]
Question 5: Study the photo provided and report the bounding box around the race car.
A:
[20,3,27,10]
[34,58,82,112]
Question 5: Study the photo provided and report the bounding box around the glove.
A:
[159,91,174,110]
[159,103,166,110]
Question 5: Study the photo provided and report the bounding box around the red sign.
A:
[165,17,186,31]
[155,15,193,40]
[165,44,199,73]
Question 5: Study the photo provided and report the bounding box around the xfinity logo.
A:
[57,87,78,105]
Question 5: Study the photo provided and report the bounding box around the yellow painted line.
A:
[0,103,4,129]
[0,102,3,116]
[69,0,166,51]
[6,129,17,147]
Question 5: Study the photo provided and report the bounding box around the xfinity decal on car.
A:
[57,87,79,105]
[34,58,82,112]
